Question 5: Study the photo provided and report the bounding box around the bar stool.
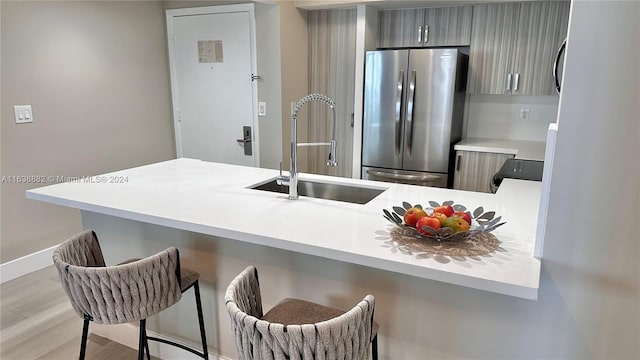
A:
[52,230,208,360]
[225,266,378,360]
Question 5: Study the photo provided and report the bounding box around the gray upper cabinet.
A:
[467,1,570,95]
[378,6,472,48]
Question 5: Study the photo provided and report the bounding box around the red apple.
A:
[416,216,441,236]
[433,205,454,217]
[454,211,472,225]
[403,207,427,227]
[429,211,447,224]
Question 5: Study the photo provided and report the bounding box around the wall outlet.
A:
[519,108,530,122]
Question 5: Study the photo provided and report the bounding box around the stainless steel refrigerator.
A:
[361,48,467,188]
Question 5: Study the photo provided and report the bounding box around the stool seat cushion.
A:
[261,298,379,339]
[179,267,200,292]
[261,298,344,325]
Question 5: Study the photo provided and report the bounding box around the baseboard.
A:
[0,244,59,284]
[91,323,232,360]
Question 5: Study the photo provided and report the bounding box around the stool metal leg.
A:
[79,317,90,360]
[138,319,147,360]
[194,281,209,359]
[143,323,151,360]
[372,334,378,360]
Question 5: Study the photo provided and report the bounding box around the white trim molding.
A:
[0,244,58,284]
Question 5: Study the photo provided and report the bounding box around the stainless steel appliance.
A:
[490,159,544,193]
[361,48,468,188]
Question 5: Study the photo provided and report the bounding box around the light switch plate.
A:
[14,105,33,124]
[258,102,266,116]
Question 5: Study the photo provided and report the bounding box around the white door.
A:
[167,5,259,166]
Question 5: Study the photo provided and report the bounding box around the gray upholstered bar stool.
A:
[52,230,208,360]
[225,266,379,360]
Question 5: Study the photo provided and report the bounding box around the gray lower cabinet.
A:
[467,1,570,95]
[453,150,514,193]
[377,5,472,48]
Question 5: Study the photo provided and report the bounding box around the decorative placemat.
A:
[389,226,501,257]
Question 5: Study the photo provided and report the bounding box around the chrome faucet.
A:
[276,93,338,200]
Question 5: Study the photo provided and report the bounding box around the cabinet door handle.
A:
[506,73,512,91]
[456,154,462,171]
[424,25,429,44]
[514,73,520,91]
[417,25,423,44]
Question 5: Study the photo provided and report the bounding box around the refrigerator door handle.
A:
[395,70,404,157]
[506,73,512,91]
[367,169,441,182]
[417,26,423,44]
[406,70,417,156]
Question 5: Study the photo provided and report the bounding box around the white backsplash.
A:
[464,94,559,142]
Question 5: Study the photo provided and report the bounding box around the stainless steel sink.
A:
[249,178,386,204]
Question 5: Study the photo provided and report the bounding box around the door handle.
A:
[456,154,462,171]
[367,169,441,182]
[417,25,423,44]
[506,73,512,92]
[236,126,252,155]
[395,70,404,157]
[514,73,520,92]
[406,70,417,156]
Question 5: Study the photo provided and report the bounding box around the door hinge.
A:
[251,74,262,82]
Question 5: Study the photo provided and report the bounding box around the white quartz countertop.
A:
[455,138,546,161]
[27,159,542,299]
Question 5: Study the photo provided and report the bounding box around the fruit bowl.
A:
[382,200,506,242]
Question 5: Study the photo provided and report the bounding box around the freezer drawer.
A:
[362,166,447,188]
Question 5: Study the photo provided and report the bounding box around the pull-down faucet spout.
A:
[276,94,338,200]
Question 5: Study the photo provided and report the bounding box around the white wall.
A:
[0,1,175,262]
[255,3,283,170]
[465,94,559,142]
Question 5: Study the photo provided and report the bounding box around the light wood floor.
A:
[1,265,156,359]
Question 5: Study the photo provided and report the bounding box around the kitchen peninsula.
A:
[27,158,543,358]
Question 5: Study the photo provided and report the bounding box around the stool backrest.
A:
[225,266,375,360]
[53,230,182,324]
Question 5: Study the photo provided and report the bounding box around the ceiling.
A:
[291,0,568,10]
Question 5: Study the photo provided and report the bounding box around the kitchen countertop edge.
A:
[455,137,546,161]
